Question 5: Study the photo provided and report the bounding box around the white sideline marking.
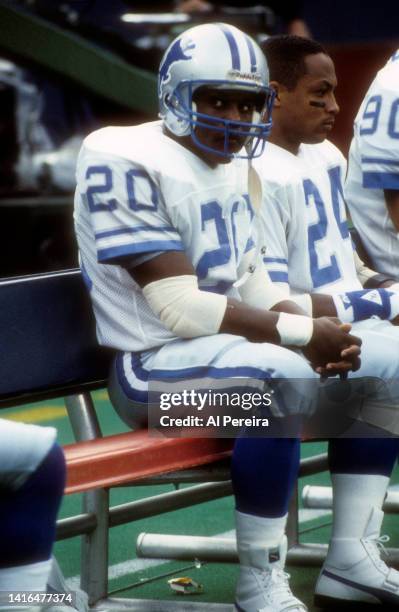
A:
[66,510,331,587]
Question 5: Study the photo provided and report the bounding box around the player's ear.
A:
[269,80,283,107]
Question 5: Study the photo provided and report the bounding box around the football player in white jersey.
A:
[346,50,399,279]
[0,419,65,610]
[73,23,399,612]
[255,34,399,608]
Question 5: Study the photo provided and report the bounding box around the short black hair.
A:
[261,35,328,90]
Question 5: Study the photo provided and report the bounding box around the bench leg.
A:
[286,482,299,549]
[65,393,109,605]
[65,393,102,440]
[81,488,109,605]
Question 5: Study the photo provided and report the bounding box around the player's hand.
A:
[316,345,362,379]
[303,318,362,376]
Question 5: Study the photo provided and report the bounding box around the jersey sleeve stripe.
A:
[268,271,289,283]
[263,257,288,264]
[97,240,184,262]
[95,225,177,240]
[363,171,399,189]
[361,156,399,166]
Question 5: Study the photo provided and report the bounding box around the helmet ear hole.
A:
[165,93,177,110]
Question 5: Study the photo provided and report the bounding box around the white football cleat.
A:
[235,510,307,612]
[235,560,308,611]
[315,507,399,608]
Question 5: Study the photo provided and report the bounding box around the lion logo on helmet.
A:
[158,36,196,97]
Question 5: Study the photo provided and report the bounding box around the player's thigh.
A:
[149,335,318,418]
[147,334,316,377]
[146,333,316,380]
[0,419,56,489]
[350,324,399,379]
[109,334,318,426]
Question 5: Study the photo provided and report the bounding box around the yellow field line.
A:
[5,406,67,423]
[3,391,109,424]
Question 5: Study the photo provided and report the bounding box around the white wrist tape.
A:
[142,275,227,338]
[276,312,314,346]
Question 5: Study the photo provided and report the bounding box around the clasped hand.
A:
[303,317,362,379]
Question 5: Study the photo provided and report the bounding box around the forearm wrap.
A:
[332,288,399,323]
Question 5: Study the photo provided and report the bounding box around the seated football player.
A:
[255,33,399,608]
[74,23,399,612]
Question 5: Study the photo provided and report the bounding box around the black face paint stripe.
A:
[310,100,326,108]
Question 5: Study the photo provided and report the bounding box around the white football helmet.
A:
[158,22,274,159]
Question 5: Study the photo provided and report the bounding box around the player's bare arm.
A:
[384,189,399,233]
[129,250,361,374]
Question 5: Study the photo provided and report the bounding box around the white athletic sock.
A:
[0,558,52,591]
[330,473,389,540]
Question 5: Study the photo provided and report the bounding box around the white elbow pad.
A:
[353,250,377,286]
[237,252,290,310]
[142,275,227,338]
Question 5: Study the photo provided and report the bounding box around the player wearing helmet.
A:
[73,24,399,612]
[157,23,274,162]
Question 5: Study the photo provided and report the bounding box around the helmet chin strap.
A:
[234,161,266,289]
[247,160,262,212]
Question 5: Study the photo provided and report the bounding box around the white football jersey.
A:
[346,50,399,277]
[74,121,256,352]
[254,140,362,295]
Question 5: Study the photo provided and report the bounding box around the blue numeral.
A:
[360,95,382,135]
[196,201,231,280]
[126,169,159,211]
[230,196,252,261]
[359,94,399,139]
[86,166,160,213]
[86,166,117,212]
[328,166,349,240]
[388,99,399,138]
[304,178,341,289]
